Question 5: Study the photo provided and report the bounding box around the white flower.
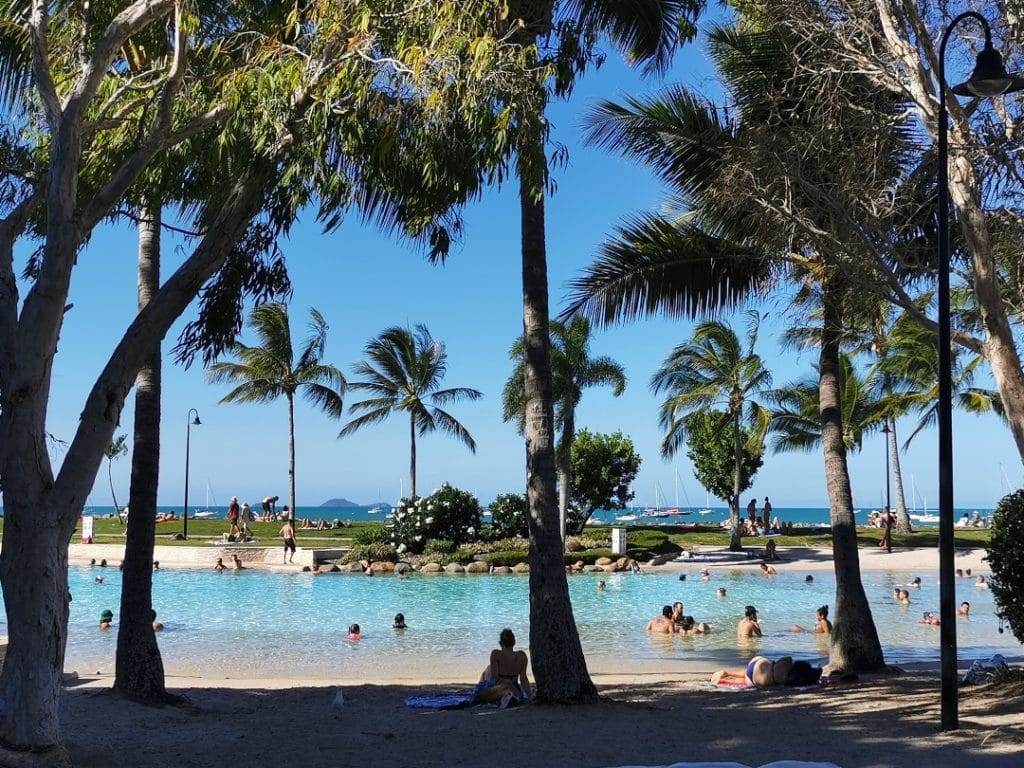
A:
[466,527,475,537]
[425,517,434,525]
[397,544,407,554]
[427,504,434,511]
[414,535,422,542]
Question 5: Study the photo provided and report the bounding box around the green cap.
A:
[100,610,113,622]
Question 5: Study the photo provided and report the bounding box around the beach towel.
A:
[404,693,476,710]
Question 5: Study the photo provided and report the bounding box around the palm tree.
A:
[562,18,900,673]
[340,324,481,498]
[768,352,886,455]
[651,312,770,550]
[504,0,702,705]
[207,303,346,515]
[502,316,626,538]
[104,435,129,522]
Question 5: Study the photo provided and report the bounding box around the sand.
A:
[53,545,1022,767]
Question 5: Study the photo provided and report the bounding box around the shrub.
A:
[426,483,483,545]
[490,493,529,538]
[354,525,391,545]
[987,490,1024,643]
[389,484,483,554]
[422,539,455,558]
[345,542,397,563]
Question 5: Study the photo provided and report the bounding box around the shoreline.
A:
[68,542,993,574]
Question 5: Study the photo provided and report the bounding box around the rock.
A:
[420,562,442,573]
[583,564,602,572]
[615,557,629,570]
[512,562,530,573]
[574,560,585,571]
[444,562,465,574]
[371,561,395,573]
[595,556,613,566]
[394,562,412,574]
[491,565,512,574]
[328,564,341,572]
[342,562,364,573]
[564,537,582,553]
[466,560,489,573]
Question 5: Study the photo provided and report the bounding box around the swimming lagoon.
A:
[26,565,1021,681]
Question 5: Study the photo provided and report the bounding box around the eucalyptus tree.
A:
[341,324,481,498]
[562,11,905,672]
[0,2,529,756]
[650,313,770,550]
[208,303,346,516]
[502,316,626,539]
[501,0,703,704]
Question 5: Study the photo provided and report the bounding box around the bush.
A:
[987,490,1024,643]
[389,484,483,555]
[490,493,529,538]
[354,526,391,545]
[345,542,396,563]
[422,539,455,558]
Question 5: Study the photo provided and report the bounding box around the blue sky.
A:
[38,30,1020,512]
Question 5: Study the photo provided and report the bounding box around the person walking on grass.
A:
[280,518,296,564]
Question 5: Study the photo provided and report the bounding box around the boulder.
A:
[615,557,629,570]
[394,562,412,574]
[512,562,530,573]
[466,560,489,573]
[583,564,602,572]
[420,562,442,573]
[444,562,465,574]
[371,561,395,573]
[595,556,614,566]
[342,562,364,573]
[491,565,512,574]
[564,537,583,553]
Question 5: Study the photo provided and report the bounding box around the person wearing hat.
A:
[239,502,253,537]
[227,496,240,534]
[99,609,113,629]
[737,605,762,638]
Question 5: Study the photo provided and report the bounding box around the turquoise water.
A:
[36,565,1022,680]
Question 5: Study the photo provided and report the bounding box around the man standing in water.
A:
[280,517,296,564]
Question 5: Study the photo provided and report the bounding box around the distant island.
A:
[319,498,392,509]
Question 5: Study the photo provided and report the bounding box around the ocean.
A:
[35,503,994,528]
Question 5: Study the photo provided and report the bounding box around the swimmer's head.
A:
[348,623,360,635]
[745,605,758,619]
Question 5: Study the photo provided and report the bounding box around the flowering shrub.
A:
[389,484,482,554]
[489,492,529,538]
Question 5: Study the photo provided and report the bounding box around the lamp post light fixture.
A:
[881,420,891,510]
[936,11,1024,731]
[183,409,202,540]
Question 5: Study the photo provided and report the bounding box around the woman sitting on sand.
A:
[711,655,794,688]
[474,628,531,706]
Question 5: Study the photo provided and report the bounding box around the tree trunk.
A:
[557,410,574,543]
[410,413,417,498]
[520,135,596,703]
[819,277,885,673]
[729,412,743,551]
[890,418,912,535]
[107,457,122,520]
[115,200,174,702]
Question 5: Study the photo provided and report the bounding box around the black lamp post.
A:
[937,11,1024,731]
[183,408,201,540]
[881,420,891,510]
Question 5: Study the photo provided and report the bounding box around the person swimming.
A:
[393,613,406,629]
[346,623,361,640]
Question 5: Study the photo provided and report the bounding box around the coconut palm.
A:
[502,316,626,538]
[340,324,481,498]
[504,0,702,704]
[208,303,346,515]
[651,312,770,549]
[561,17,906,672]
[104,435,129,521]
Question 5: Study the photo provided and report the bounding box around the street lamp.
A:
[936,11,1024,731]
[183,409,201,540]
[881,420,891,510]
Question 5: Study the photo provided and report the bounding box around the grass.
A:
[23,515,991,557]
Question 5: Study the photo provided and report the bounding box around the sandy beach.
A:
[50,544,1023,767]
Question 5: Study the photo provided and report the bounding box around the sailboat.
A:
[192,481,218,519]
[698,489,714,515]
[909,476,938,523]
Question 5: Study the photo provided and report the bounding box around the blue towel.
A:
[404,693,475,710]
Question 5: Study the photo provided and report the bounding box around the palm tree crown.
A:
[207,302,346,515]
[340,324,481,498]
